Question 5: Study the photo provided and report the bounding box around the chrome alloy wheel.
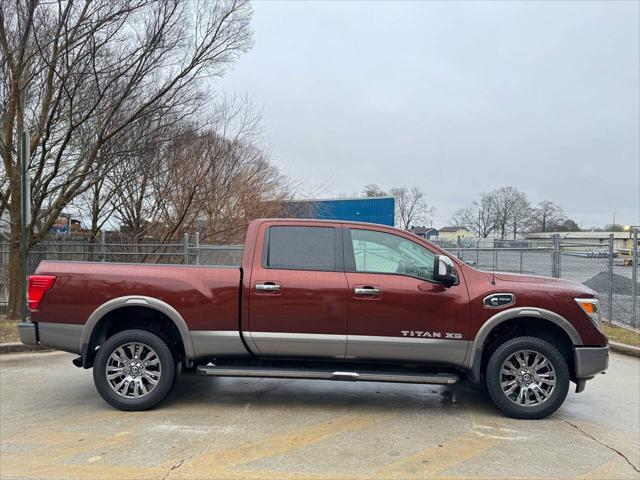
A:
[105,342,161,398]
[500,349,556,407]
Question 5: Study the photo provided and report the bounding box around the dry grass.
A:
[603,324,640,347]
[0,317,20,343]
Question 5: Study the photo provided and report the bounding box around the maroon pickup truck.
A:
[20,219,608,418]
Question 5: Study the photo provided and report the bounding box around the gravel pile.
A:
[583,272,638,296]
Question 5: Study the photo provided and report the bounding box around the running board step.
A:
[196,366,458,385]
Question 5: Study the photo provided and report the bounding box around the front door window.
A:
[350,229,436,281]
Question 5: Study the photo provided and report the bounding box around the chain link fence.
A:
[1,231,638,328]
[0,233,244,315]
[439,232,638,329]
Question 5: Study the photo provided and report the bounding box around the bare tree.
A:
[362,184,387,198]
[200,154,293,244]
[451,192,496,238]
[0,0,254,318]
[69,128,153,253]
[449,209,468,229]
[530,200,566,233]
[108,96,293,250]
[111,122,172,242]
[603,223,625,232]
[509,190,531,239]
[489,186,528,239]
[391,186,434,230]
[556,219,580,232]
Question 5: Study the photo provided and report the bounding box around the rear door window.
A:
[263,226,340,271]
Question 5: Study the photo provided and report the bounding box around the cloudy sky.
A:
[219,1,639,229]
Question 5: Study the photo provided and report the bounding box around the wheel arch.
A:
[465,307,582,381]
[80,296,195,365]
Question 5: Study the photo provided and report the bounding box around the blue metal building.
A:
[283,197,395,226]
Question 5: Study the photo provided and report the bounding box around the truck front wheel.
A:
[485,336,570,419]
[93,329,177,411]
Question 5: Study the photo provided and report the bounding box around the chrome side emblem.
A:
[483,293,515,308]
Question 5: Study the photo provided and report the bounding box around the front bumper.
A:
[574,346,609,378]
[19,322,38,346]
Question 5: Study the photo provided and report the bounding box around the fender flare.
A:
[464,307,583,371]
[79,296,195,360]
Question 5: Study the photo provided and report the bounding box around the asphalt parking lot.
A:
[1,351,638,480]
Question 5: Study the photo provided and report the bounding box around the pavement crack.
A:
[162,457,186,480]
[558,418,640,474]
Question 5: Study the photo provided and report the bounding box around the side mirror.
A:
[433,255,457,286]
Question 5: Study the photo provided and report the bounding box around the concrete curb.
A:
[609,341,640,358]
[0,342,49,355]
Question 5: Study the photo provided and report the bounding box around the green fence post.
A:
[608,233,614,325]
[20,130,30,322]
[632,228,638,329]
[194,232,200,265]
[183,233,189,265]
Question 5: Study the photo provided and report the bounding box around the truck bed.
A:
[32,261,242,332]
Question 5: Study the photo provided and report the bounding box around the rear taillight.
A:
[28,275,56,310]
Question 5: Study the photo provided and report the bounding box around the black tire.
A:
[485,336,569,419]
[93,329,177,411]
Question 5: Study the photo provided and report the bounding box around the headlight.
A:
[575,298,601,330]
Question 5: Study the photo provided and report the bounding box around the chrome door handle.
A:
[256,283,281,292]
[354,287,380,295]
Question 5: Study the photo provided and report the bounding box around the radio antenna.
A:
[491,243,496,285]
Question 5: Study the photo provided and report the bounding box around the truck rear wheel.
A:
[93,329,177,411]
[485,336,569,419]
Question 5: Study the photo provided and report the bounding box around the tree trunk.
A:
[87,215,100,261]
[7,202,24,320]
[87,236,97,262]
[5,140,26,320]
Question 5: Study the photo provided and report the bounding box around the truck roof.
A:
[250,218,398,229]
